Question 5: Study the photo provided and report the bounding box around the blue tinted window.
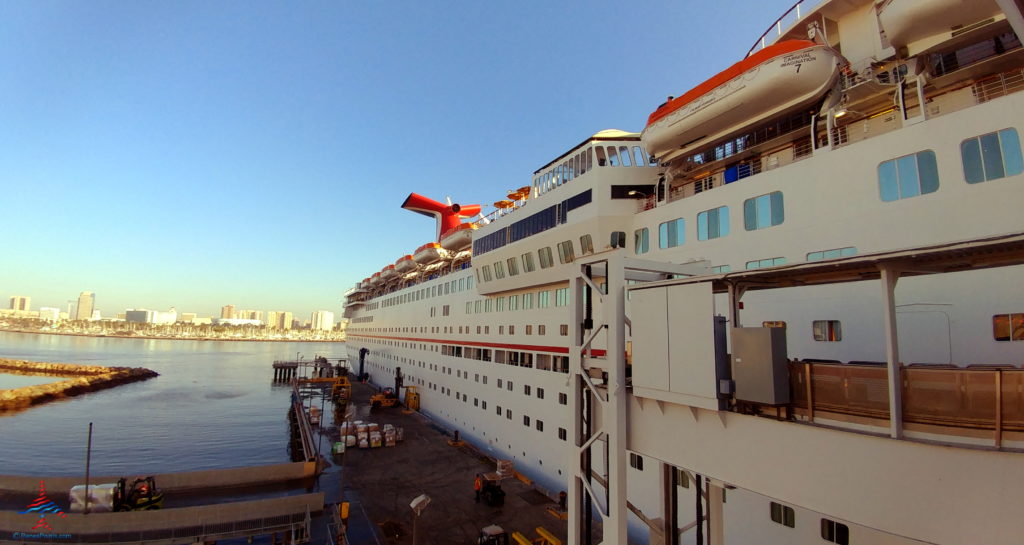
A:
[878,151,939,201]
[634,228,649,254]
[961,128,1023,184]
[658,218,685,249]
[697,206,729,241]
[744,192,784,230]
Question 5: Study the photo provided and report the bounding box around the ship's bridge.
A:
[530,129,659,199]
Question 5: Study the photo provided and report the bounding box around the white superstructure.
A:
[345,1,1024,542]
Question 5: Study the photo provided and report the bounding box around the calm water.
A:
[0,373,62,389]
[0,331,346,476]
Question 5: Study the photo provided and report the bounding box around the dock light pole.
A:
[410,494,430,545]
[83,422,93,514]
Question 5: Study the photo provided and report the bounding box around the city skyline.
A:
[0,2,782,310]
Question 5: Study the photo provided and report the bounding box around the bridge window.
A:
[697,206,729,240]
[993,313,1024,341]
[539,247,555,269]
[580,234,594,255]
[744,191,784,230]
[557,240,575,264]
[878,150,939,201]
[821,519,849,545]
[962,128,1023,184]
[619,146,632,166]
[807,247,857,261]
[493,261,506,279]
[522,252,536,273]
[596,146,608,166]
[634,228,650,254]
[658,218,685,249]
[813,320,842,342]
[607,146,621,166]
[633,146,646,167]
[711,265,731,273]
[770,502,795,528]
[506,257,519,276]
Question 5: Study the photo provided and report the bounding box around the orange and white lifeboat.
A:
[368,272,381,286]
[507,185,531,201]
[642,40,842,164]
[413,242,448,265]
[380,264,397,280]
[439,223,477,251]
[395,254,417,274]
[879,0,1001,51]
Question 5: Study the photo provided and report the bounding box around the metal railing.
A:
[789,362,1024,447]
[747,0,826,56]
[974,67,1024,104]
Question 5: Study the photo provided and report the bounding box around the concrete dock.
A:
[327,382,569,545]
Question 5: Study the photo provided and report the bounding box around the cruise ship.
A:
[344,0,1024,543]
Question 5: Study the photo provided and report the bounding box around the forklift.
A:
[477,524,508,545]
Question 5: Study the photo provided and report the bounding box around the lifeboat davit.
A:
[413,242,448,265]
[368,272,381,286]
[878,0,1001,50]
[395,255,417,274]
[642,40,843,164]
[380,264,397,280]
[439,223,477,251]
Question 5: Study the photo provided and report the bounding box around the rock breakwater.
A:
[0,358,158,413]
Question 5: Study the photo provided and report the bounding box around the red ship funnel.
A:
[401,193,482,242]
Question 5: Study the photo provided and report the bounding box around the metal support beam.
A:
[707,482,724,545]
[880,265,903,439]
[996,0,1024,45]
[662,463,679,545]
[603,253,629,545]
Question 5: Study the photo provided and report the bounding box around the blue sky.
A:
[1,0,786,320]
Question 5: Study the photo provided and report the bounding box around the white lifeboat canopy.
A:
[439,223,477,252]
[413,242,448,265]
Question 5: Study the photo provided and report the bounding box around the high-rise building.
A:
[311,310,335,331]
[75,292,95,321]
[38,307,60,321]
[9,296,30,311]
[220,305,236,319]
[266,311,279,329]
[279,312,293,330]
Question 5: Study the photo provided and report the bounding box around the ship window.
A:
[555,287,570,307]
[465,302,472,314]
[481,265,493,282]
[442,305,450,317]
[484,299,492,312]
[497,378,503,388]
[711,265,731,273]
[807,247,857,261]
[619,146,632,166]
[745,257,786,269]
[508,295,519,311]
[522,252,536,273]
[558,427,567,441]
[497,405,502,415]
[496,297,505,312]
[697,206,730,240]
[559,392,567,405]
[580,234,594,255]
[813,320,842,342]
[763,321,787,328]
[821,519,849,544]
[538,291,551,308]
[506,257,519,276]
[536,420,544,432]
[523,415,531,426]
[595,146,607,167]
[770,502,795,528]
[493,261,506,279]
[658,218,685,249]
[962,128,1023,183]
[522,293,534,309]
[525,325,532,335]
[481,401,487,410]
[537,387,544,399]
[633,146,646,167]
[878,150,939,201]
[539,247,554,269]
[507,381,514,391]
[607,146,620,166]
[506,409,512,420]
[538,324,546,335]
[467,275,474,289]
[629,453,644,470]
[459,277,465,291]
[474,300,482,313]
[557,240,575,264]
[993,313,1024,341]
[634,227,650,254]
[560,324,569,336]
[743,191,784,230]
[524,385,531,395]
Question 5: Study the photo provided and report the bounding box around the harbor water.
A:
[0,331,345,476]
